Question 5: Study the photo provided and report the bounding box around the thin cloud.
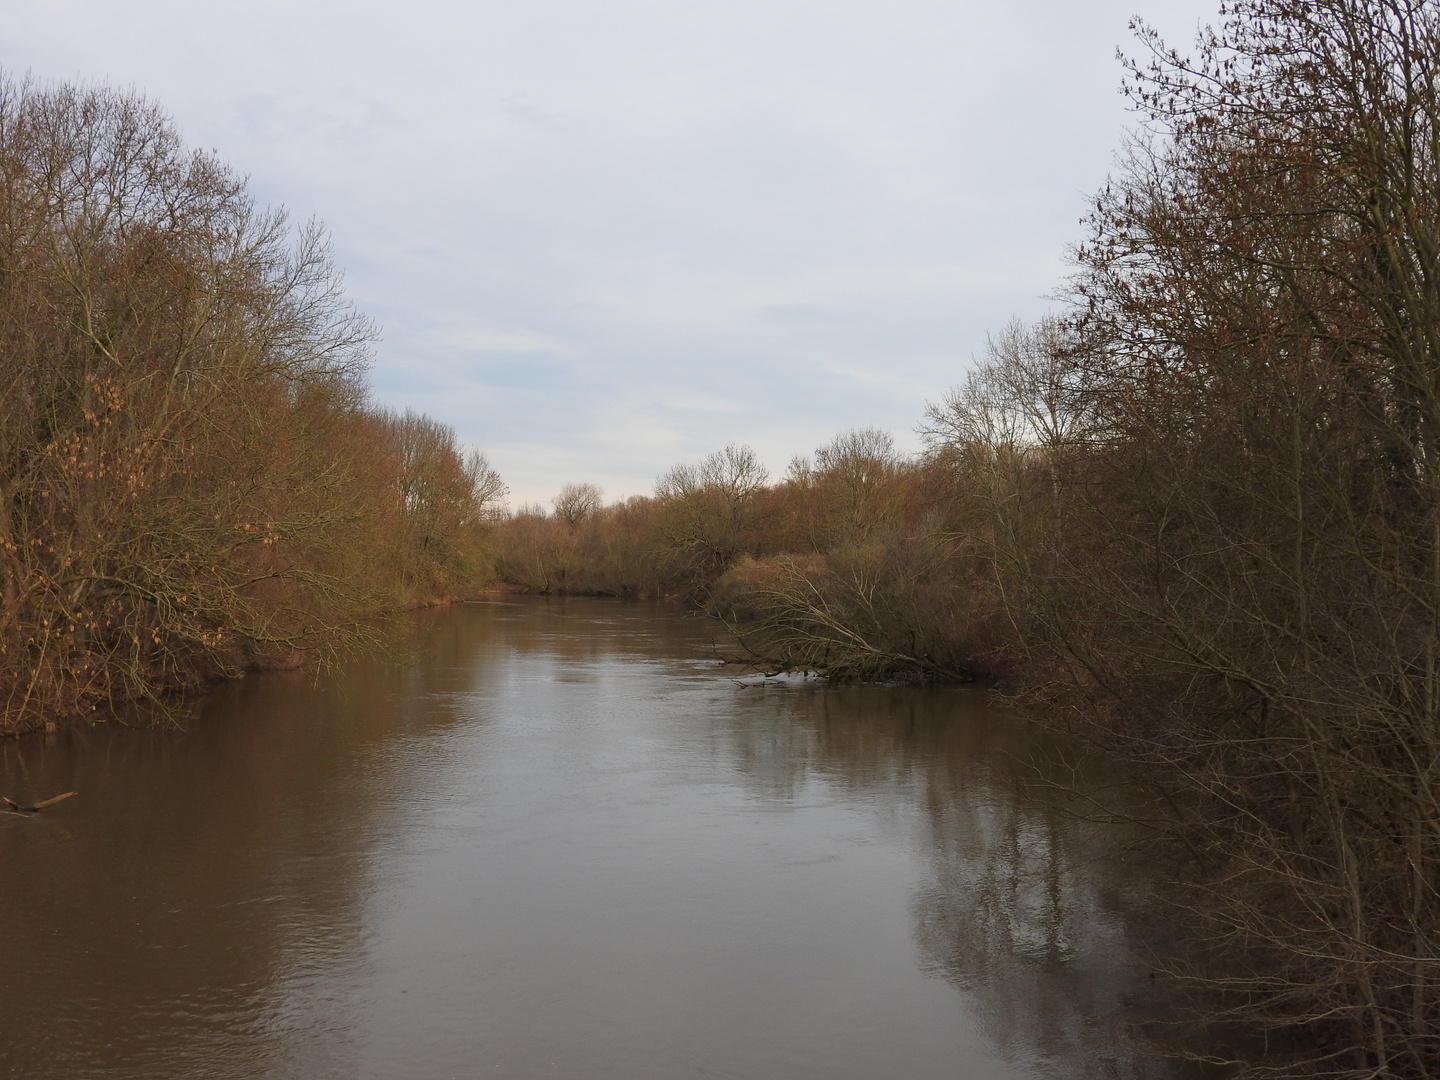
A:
[424,324,573,356]
[4,0,1224,500]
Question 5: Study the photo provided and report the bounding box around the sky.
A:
[4,0,1220,508]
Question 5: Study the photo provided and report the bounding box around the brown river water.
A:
[0,598,1181,1080]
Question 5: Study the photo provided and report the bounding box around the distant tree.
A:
[466,451,508,520]
[654,445,768,590]
[808,428,904,543]
[552,482,602,526]
[374,409,501,598]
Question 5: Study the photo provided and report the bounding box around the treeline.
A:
[0,77,505,733]
[494,434,1005,681]
[495,1,1440,1074]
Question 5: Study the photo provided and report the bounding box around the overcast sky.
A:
[5,0,1219,507]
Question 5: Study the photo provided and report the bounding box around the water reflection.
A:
[721,682,1168,1079]
[0,616,487,1079]
[0,598,1179,1079]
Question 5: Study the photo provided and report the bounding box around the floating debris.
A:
[1,792,78,814]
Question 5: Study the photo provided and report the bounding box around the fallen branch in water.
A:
[1,791,78,813]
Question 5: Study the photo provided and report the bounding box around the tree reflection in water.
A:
[723,680,1175,1080]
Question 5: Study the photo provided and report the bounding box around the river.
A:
[0,597,1178,1079]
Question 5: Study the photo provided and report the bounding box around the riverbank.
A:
[0,78,507,737]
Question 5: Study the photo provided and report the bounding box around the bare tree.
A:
[552,482,602,526]
[0,74,505,729]
[654,445,769,590]
[1045,2,1440,1073]
[466,451,508,520]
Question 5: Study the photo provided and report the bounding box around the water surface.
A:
[0,598,1167,1079]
